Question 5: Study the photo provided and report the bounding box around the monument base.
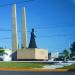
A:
[17,48,48,61]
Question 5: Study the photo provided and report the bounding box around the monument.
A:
[22,7,27,49]
[12,4,18,60]
[12,4,48,61]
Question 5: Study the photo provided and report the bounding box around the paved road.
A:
[0,71,75,75]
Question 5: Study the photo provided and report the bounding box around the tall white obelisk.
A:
[12,4,18,60]
[22,7,27,48]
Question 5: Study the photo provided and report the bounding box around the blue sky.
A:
[0,0,75,53]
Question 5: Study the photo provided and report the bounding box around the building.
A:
[48,52,59,61]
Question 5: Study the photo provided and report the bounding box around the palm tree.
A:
[63,49,69,62]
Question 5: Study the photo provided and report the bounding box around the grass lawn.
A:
[61,63,75,71]
[0,62,51,68]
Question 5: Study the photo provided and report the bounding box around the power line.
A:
[0,34,74,41]
[0,29,32,32]
[36,34,75,38]
[0,28,75,37]
[0,38,11,39]
[0,24,75,32]
[0,0,33,7]
[31,25,75,29]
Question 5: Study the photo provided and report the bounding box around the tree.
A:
[63,49,69,61]
[70,42,75,53]
[63,49,69,57]
[0,47,3,49]
[48,52,51,59]
[70,42,75,59]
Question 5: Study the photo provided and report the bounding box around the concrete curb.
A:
[0,68,69,72]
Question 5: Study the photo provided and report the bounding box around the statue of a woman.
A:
[28,28,37,48]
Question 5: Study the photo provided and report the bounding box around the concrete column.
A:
[22,7,27,48]
[12,4,18,60]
